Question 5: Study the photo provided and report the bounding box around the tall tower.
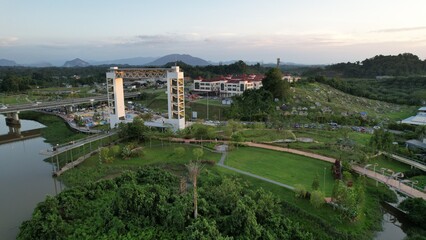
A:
[276,58,280,68]
[166,66,185,130]
[106,66,185,130]
[106,67,125,128]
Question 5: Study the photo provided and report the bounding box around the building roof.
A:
[196,74,264,84]
[402,113,426,126]
[406,139,426,150]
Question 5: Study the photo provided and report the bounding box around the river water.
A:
[0,115,61,239]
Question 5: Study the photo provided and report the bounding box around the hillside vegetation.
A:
[291,82,417,123]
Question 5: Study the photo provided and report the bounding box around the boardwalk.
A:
[382,152,426,172]
[40,131,116,157]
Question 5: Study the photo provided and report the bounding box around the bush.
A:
[310,190,325,208]
[294,184,308,199]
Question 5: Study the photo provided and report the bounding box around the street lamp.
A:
[323,167,326,193]
[364,164,372,176]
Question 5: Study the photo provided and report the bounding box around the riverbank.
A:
[19,111,86,144]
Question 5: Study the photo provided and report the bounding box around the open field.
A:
[226,146,336,196]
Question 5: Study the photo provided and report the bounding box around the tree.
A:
[100,147,113,163]
[231,132,244,148]
[262,68,291,101]
[174,147,186,158]
[311,174,320,191]
[186,161,203,219]
[193,148,204,161]
[227,89,274,121]
[310,190,325,208]
[399,198,426,227]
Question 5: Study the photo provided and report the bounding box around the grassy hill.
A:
[291,82,418,122]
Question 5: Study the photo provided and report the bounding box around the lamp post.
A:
[323,167,326,193]
[206,92,209,120]
[370,163,379,186]
[364,164,372,176]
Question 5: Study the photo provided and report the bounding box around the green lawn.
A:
[192,98,223,106]
[226,147,336,196]
[60,142,222,186]
[369,155,411,173]
[0,94,33,104]
[240,129,295,142]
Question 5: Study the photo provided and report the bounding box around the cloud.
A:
[372,26,426,33]
[0,37,19,47]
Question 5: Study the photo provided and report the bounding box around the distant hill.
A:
[323,53,426,78]
[146,54,210,66]
[0,59,18,66]
[25,62,53,68]
[63,58,90,67]
[91,57,156,66]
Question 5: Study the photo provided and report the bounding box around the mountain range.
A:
[0,54,307,67]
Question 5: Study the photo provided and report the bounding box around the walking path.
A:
[53,150,99,177]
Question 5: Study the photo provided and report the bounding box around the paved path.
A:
[245,142,336,163]
[352,165,426,200]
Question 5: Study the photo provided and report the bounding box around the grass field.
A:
[19,111,86,144]
[369,155,412,173]
[226,146,336,196]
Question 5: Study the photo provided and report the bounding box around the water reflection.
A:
[0,115,61,240]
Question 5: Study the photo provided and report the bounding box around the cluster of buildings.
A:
[193,74,264,97]
[193,73,301,97]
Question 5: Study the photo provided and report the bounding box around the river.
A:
[0,115,61,240]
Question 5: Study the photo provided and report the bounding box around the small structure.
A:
[406,139,426,151]
[402,107,426,126]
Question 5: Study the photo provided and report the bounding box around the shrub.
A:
[310,190,325,208]
[294,184,308,199]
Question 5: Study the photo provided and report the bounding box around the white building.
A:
[282,75,301,83]
[193,74,264,97]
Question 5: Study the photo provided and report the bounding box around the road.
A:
[0,92,140,114]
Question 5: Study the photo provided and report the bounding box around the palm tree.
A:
[186,161,203,218]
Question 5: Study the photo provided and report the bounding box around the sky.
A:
[1,0,426,65]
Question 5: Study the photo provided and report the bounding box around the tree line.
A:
[305,53,426,78]
[18,167,313,239]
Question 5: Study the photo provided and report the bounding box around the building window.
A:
[195,82,200,89]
